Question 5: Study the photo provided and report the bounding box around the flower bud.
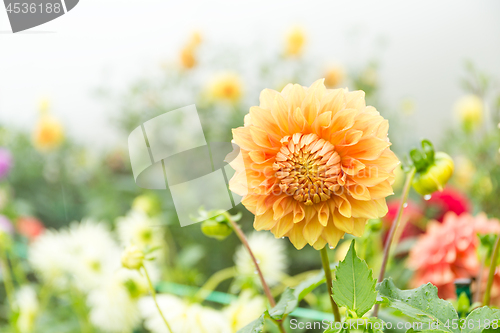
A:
[201,218,232,241]
[412,152,454,196]
[367,218,382,232]
[121,245,145,270]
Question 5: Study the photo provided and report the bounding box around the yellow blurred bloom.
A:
[180,47,197,69]
[179,32,202,69]
[324,65,344,88]
[33,100,64,152]
[209,73,242,102]
[285,26,306,57]
[229,79,399,250]
[453,155,475,191]
[401,98,416,116]
[454,94,483,132]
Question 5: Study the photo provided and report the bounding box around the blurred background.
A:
[1,1,500,332]
[1,0,500,148]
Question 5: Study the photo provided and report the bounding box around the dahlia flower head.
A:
[230,79,399,249]
[409,212,500,300]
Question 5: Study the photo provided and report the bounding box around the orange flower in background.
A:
[180,32,202,69]
[229,79,399,249]
[409,212,500,300]
[324,65,344,88]
[33,99,64,152]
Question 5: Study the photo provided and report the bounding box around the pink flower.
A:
[409,212,500,300]
[0,148,13,179]
[0,215,14,235]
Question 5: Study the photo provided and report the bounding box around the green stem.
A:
[483,233,500,306]
[0,246,15,313]
[320,247,341,322]
[143,265,174,333]
[194,267,236,302]
[273,318,287,333]
[373,166,416,317]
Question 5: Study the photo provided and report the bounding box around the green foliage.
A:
[237,314,265,333]
[268,288,298,321]
[293,262,337,301]
[332,241,377,318]
[236,288,298,333]
[377,278,460,333]
[463,307,500,333]
[456,292,470,319]
[376,279,500,333]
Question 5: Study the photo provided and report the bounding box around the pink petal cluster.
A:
[409,212,500,300]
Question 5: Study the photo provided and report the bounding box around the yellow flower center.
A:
[273,133,341,205]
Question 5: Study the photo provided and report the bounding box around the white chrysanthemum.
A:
[234,232,288,287]
[117,210,166,252]
[66,220,122,291]
[28,229,73,288]
[224,291,266,332]
[15,285,39,333]
[139,294,230,333]
[29,219,121,292]
[87,269,146,333]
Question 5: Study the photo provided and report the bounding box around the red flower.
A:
[17,217,45,240]
[424,187,471,222]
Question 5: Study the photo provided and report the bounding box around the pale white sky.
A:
[1,0,499,150]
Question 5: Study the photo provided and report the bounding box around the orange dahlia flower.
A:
[229,79,399,249]
[409,212,500,300]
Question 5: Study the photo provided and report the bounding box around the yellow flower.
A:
[33,99,64,152]
[454,94,483,132]
[285,26,306,57]
[324,65,344,88]
[229,79,399,250]
[209,73,242,102]
[453,155,475,191]
[179,32,202,69]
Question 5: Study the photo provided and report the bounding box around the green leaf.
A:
[293,263,338,301]
[268,287,298,321]
[462,307,500,333]
[376,278,460,333]
[236,314,265,333]
[331,241,377,317]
